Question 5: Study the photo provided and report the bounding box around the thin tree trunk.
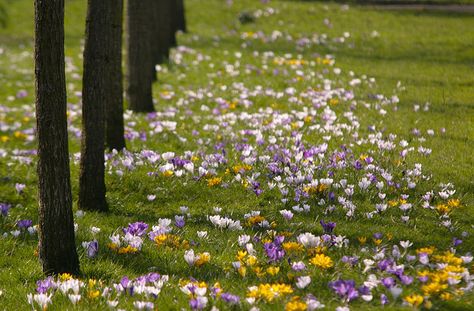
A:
[35,0,80,275]
[176,0,187,33]
[79,0,112,212]
[126,0,155,113]
[105,0,126,151]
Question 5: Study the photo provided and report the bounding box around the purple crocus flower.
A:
[380,294,389,305]
[120,276,134,296]
[358,285,371,296]
[418,275,429,283]
[373,232,383,240]
[399,274,413,285]
[16,90,28,98]
[381,277,396,288]
[189,297,207,310]
[320,220,336,233]
[220,292,240,304]
[175,215,185,228]
[263,236,285,262]
[0,203,11,216]
[280,210,294,221]
[377,258,394,271]
[210,284,222,298]
[120,276,131,290]
[36,277,56,293]
[123,222,148,236]
[329,279,359,302]
[87,240,99,258]
[419,252,429,265]
[145,272,161,283]
[251,181,262,196]
[341,256,359,266]
[17,219,33,229]
[321,234,332,244]
[452,238,463,247]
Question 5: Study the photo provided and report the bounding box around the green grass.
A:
[0,0,473,310]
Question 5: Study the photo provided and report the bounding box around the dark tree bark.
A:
[150,1,163,82]
[34,0,80,275]
[126,0,155,113]
[149,0,177,82]
[168,0,178,48]
[176,0,187,33]
[151,1,172,66]
[79,0,117,212]
[105,0,126,151]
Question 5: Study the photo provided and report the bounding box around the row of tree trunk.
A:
[127,0,186,112]
[35,0,186,275]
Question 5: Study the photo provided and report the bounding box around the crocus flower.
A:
[68,294,81,305]
[83,240,98,258]
[341,256,358,266]
[120,276,131,291]
[380,294,389,305]
[123,222,148,236]
[220,292,240,304]
[280,209,294,220]
[15,183,25,194]
[320,220,336,233]
[27,293,52,310]
[399,274,413,285]
[17,219,33,229]
[189,296,208,310]
[452,238,463,247]
[263,236,285,262]
[133,301,154,310]
[291,261,306,271]
[0,203,10,216]
[16,90,28,98]
[381,277,396,288]
[175,215,185,228]
[329,279,359,302]
[296,276,311,289]
[36,277,56,294]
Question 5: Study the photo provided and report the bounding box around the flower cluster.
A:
[28,273,168,310]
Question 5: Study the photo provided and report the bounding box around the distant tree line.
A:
[34,0,186,275]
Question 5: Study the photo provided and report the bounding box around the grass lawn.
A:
[0,0,473,310]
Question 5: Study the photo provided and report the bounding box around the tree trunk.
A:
[168,0,178,48]
[126,0,155,113]
[151,0,172,65]
[34,0,80,275]
[79,0,115,212]
[176,0,187,33]
[105,0,126,151]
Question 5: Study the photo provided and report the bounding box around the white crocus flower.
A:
[197,231,208,239]
[68,294,81,304]
[184,249,197,266]
[296,276,311,289]
[400,240,413,249]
